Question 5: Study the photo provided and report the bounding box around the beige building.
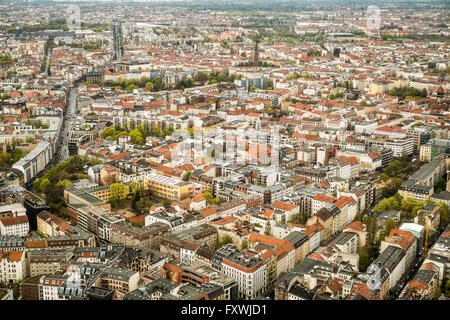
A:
[398,183,434,202]
[89,185,130,202]
[28,249,72,277]
[343,221,367,251]
[100,267,139,293]
[309,207,334,244]
[100,165,119,186]
[144,173,194,201]
[37,211,72,237]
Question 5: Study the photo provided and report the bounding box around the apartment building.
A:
[123,277,225,300]
[380,229,417,271]
[177,224,218,251]
[372,245,406,290]
[399,266,440,300]
[248,233,295,278]
[13,140,55,184]
[99,165,120,186]
[419,139,450,162]
[75,205,125,242]
[383,137,414,157]
[0,215,29,237]
[399,155,446,201]
[0,250,27,284]
[40,274,70,300]
[331,231,359,254]
[110,221,171,249]
[283,231,309,264]
[37,210,71,237]
[28,249,72,277]
[212,244,267,300]
[100,267,139,293]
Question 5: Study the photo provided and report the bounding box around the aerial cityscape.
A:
[0,0,449,304]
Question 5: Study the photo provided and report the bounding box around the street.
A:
[26,86,79,189]
[54,86,78,165]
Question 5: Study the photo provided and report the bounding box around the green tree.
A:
[129,181,144,193]
[33,179,41,192]
[434,177,446,193]
[387,86,428,101]
[126,84,138,92]
[151,124,161,137]
[200,192,220,205]
[129,129,144,145]
[184,78,194,88]
[40,57,47,73]
[162,125,174,138]
[187,128,194,138]
[101,126,116,138]
[217,234,233,249]
[110,183,127,202]
[10,149,25,162]
[380,173,389,183]
[264,79,274,90]
[363,216,376,246]
[433,285,442,300]
[240,239,249,251]
[359,251,370,272]
[0,152,12,167]
[40,178,51,193]
[438,203,449,229]
[445,280,450,298]
[57,179,72,190]
[374,196,401,215]
[132,190,141,213]
[385,159,404,176]
[290,212,310,225]
[379,218,397,243]
[182,171,192,182]
[401,198,425,218]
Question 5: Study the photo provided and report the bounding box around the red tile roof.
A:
[0,215,28,226]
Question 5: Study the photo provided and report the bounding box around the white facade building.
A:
[0,250,27,284]
[0,216,29,237]
[212,244,267,300]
